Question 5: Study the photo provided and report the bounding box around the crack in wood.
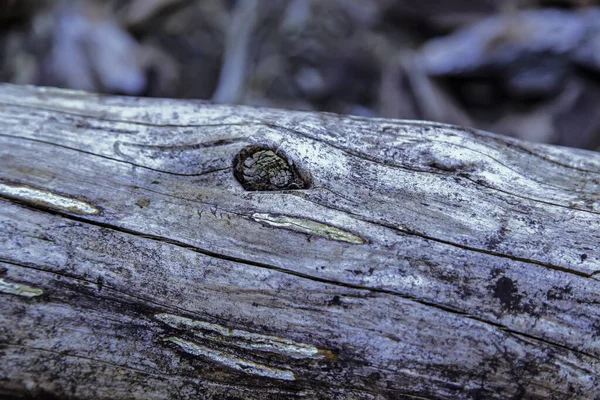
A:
[4,98,600,176]
[3,103,599,214]
[1,198,597,363]
[292,193,598,279]
[0,258,219,327]
[271,123,600,216]
[0,133,232,177]
[2,86,600,397]
[0,343,171,377]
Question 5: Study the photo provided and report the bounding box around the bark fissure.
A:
[272,123,600,216]
[1,343,173,378]
[292,193,597,278]
[3,130,588,277]
[0,257,212,323]
[2,196,597,364]
[0,133,232,177]
[4,98,599,179]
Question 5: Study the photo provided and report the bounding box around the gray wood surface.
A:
[0,84,599,399]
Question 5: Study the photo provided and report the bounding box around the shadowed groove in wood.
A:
[3,95,600,177]
[2,197,599,364]
[291,192,599,279]
[270,123,600,215]
[1,136,595,278]
[2,99,600,212]
[0,133,234,177]
[3,92,599,175]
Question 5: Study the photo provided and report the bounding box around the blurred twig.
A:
[212,0,259,104]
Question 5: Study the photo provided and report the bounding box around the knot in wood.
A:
[233,145,310,191]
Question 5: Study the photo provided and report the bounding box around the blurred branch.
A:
[212,0,259,104]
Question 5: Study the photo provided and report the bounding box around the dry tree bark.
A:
[0,84,599,400]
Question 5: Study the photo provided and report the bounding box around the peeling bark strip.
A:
[0,84,600,400]
[163,336,297,381]
[0,183,99,215]
[155,313,332,360]
[0,277,43,298]
[251,213,364,244]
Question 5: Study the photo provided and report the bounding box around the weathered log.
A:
[0,84,599,399]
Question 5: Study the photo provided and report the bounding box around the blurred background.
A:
[2,0,600,150]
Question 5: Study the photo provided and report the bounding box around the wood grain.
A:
[0,84,599,399]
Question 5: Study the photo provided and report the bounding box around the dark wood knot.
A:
[233,145,311,191]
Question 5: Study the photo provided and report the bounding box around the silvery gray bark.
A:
[0,84,599,399]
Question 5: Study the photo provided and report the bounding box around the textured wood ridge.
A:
[0,84,599,400]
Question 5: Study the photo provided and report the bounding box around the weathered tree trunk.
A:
[0,84,599,399]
